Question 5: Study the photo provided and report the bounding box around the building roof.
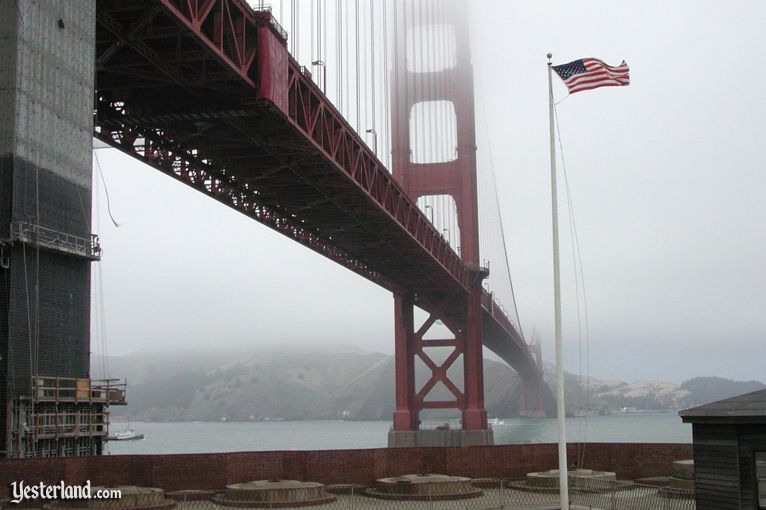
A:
[680,388,766,424]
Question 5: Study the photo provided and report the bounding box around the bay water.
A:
[107,412,690,455]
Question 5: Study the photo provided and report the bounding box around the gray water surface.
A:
[107,412,690,455]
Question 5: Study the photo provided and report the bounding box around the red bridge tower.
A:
[388,0,493,446]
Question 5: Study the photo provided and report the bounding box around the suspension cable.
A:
[336,0,342,109]
[369,0,376,153]
[382,0,390,168]
[354,0,360,133]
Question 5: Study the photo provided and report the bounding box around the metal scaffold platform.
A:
[6,377,126,458]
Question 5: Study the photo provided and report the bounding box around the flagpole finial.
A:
[547,52,553,63]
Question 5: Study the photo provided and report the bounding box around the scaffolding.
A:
[6,221,102,260]
[5,377,126,458]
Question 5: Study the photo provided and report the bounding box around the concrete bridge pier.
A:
[0,0,107,458]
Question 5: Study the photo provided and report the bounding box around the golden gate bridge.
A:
[0,0,549,456]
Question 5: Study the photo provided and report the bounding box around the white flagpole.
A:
[548,52,569,510]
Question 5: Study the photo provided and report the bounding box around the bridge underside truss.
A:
[95,0,471,319]
[94,0,546,428]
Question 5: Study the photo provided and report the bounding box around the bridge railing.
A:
[282,53,470,292]
[482,290,522,339]
[250,4,288,42]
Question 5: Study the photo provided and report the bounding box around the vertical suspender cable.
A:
[317,0,327,67]
[393,0,401,173]
[440,1,448,166]
[369,0,376,153]
[435,1,443,165]
[295,0,300,63]
[290,0,295,56]
[432,2,439,166]
[424,0,431,167]
[311,0,315,64]
[383,0,390,169]
[421,1,426,167]
[336,0,342,109]
[344,0,349,117]
[322,0,327,74]
[355,0,360,133]
[362,1,368,137]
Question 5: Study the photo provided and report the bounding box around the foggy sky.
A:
[91,0,766,384]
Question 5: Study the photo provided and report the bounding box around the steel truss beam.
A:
[95,0,471,310]
[93,0,546,423]
[95,102,396,293]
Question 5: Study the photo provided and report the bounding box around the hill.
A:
[92,346,763,421]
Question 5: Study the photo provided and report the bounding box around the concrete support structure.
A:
[388,0,492,447]
[0,0,110,457]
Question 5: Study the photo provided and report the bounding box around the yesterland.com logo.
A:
[9,481,122,504]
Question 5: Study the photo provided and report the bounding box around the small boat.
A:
[108,427,144,441]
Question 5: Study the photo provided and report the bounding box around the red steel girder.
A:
[158,0,265,85]
[93,0,544,418]
[284,61,470,293]
[95,0,470,311]
[94,105,396,294]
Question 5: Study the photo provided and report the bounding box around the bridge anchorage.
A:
[1,0,547,457]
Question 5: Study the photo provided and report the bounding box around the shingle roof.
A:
[680,388,766,423]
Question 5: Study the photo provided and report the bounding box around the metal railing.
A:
[33,377,127,405]
[8,221,101,260]
[27,411,110,439]
[251,4,288,43]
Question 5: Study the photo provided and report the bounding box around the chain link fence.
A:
[1,479,693,510]
[142,478,694,510]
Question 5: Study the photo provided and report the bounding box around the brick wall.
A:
[0,443,692,496]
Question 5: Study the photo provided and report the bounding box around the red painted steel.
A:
[95,0,469,309]
[517,338,545,417]
[390,0,490,430]
[158,0,261,85]
[392,294,417,431]
[389,0,546,429]
[92,0,546,427]
[256,24,289,113]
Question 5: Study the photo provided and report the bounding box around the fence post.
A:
[498,479,504,509]
[428,482,433,510]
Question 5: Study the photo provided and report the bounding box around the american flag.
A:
[552,58,630,94]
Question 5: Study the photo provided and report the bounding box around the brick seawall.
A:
[0,443,692,496]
